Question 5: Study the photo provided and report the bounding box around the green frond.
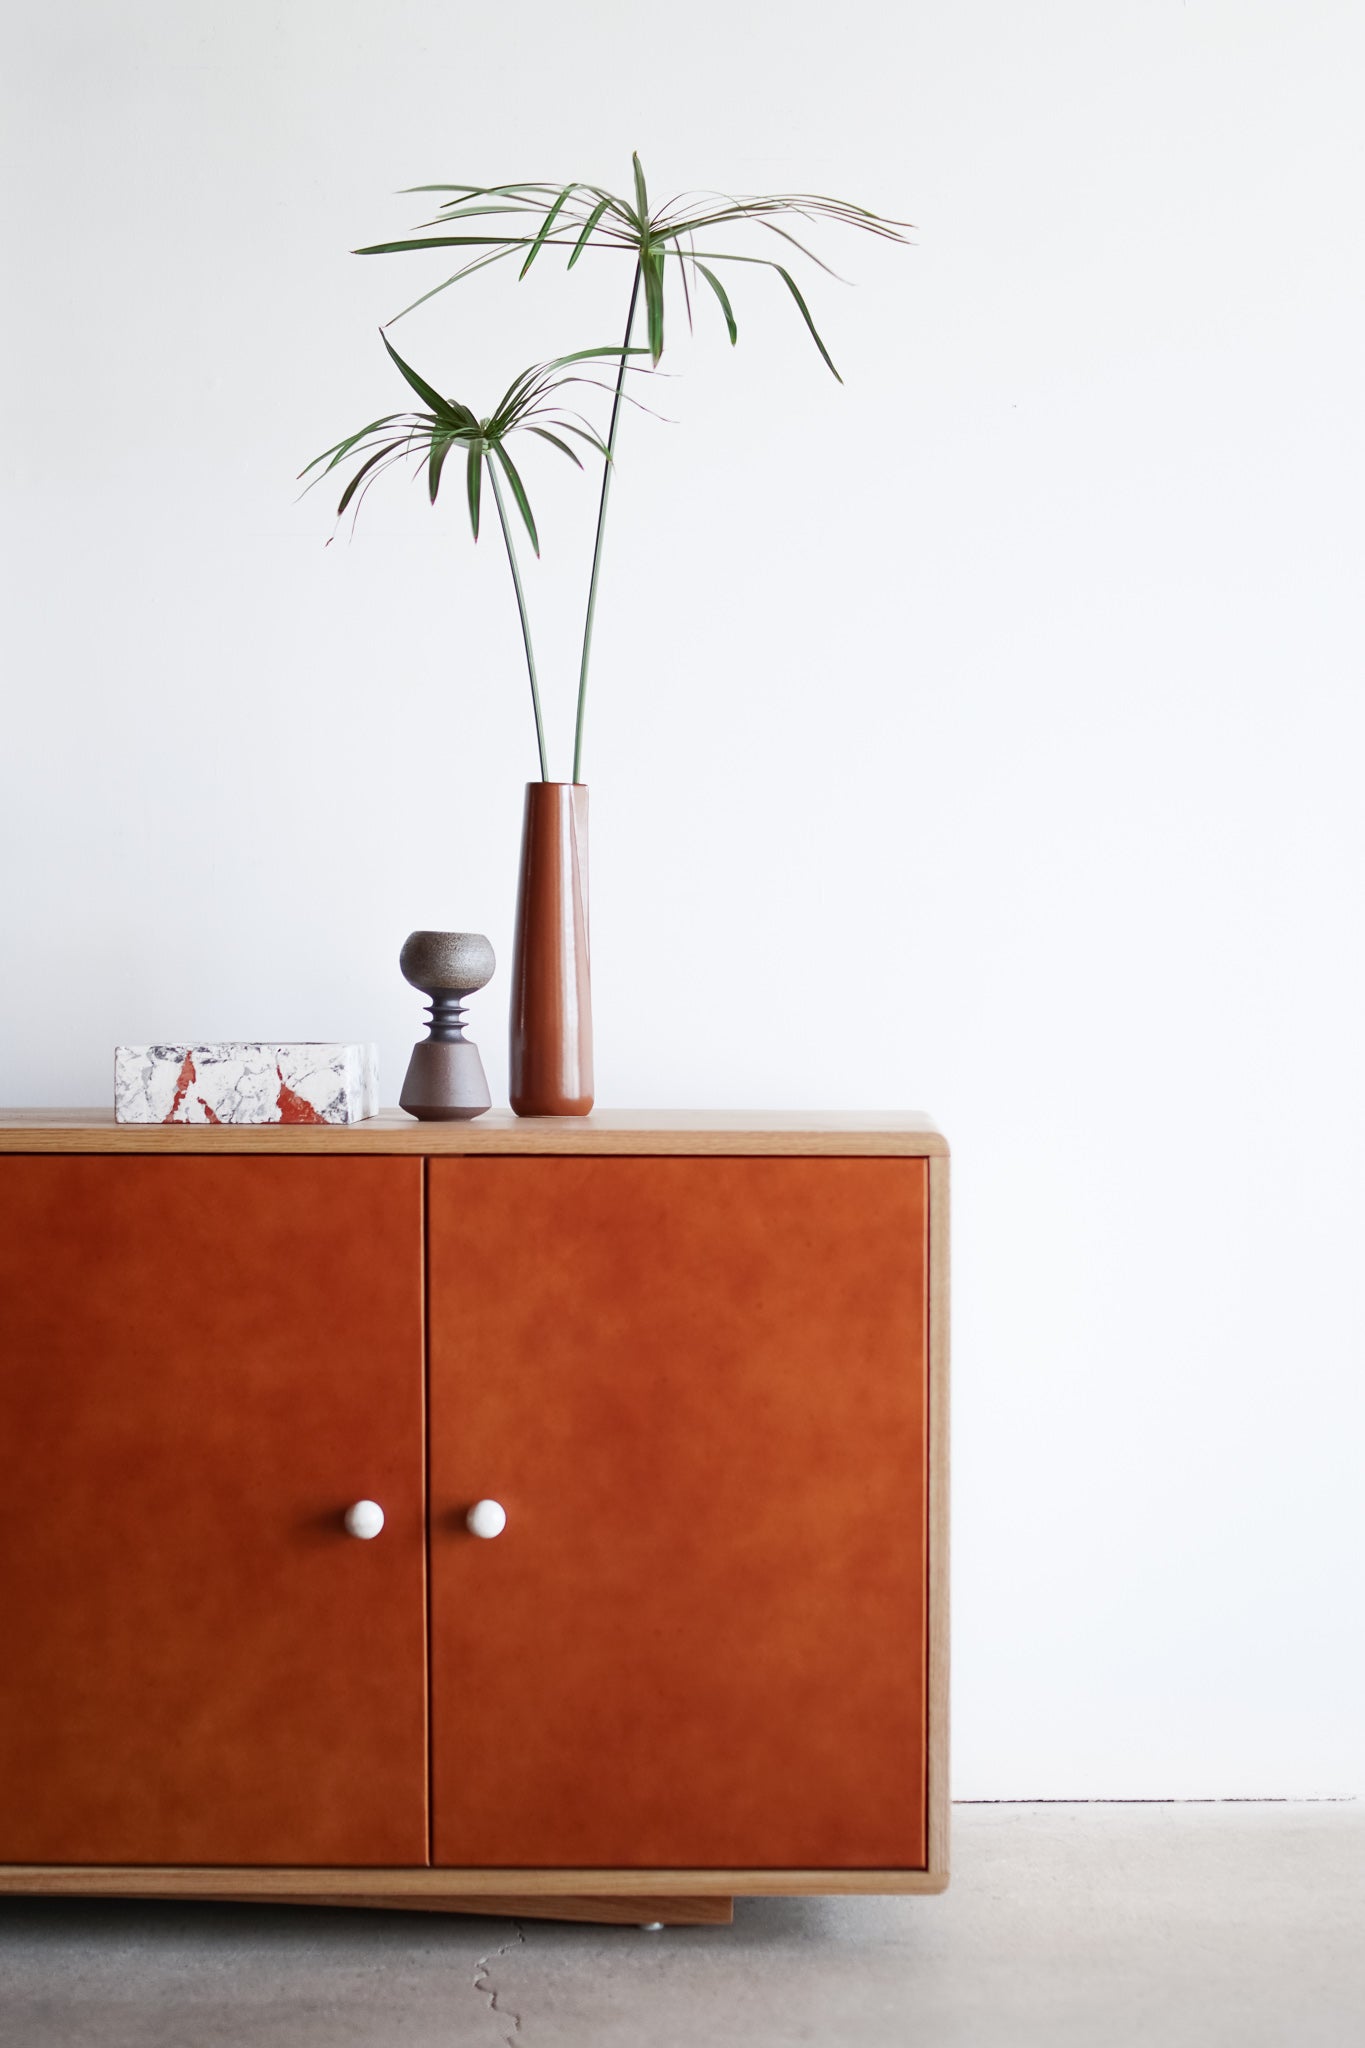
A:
[519,183,578,277]
[773,262,841,380]
[465,440,482,540]
[378,329,461,417]
[568,196,613,267]
[355,234,539,257]
[525,425,584,467]
[680,249,845,375]
[335,441,405,516]
[643,244,666,363]
[491,441,539,555]
[384,243,523,326]
[675,240,694,333]
[693,262,737,345]
[428,433,458,504]
[297,413,408,481]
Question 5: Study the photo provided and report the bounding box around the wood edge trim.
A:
[0,1137,950,1159]
[0,1866,945,1899]
[926,1152,951,1879]
[0,1115,948,1159]
[214,1893,736,1925]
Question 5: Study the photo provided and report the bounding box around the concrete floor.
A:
[1,1803,1360,2047]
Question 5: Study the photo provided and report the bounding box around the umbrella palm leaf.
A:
[354,156,910,777]
[301,333,636,780]
[356,156,909,376]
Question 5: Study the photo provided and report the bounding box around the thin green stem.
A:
[572,258,643,784]
[487,455,549,781]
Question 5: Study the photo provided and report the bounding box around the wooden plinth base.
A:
[185,1892,732,1927]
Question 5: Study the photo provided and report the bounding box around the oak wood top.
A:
[0,1109,947,1157]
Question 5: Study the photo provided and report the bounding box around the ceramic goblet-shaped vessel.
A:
[398,930,496,1122]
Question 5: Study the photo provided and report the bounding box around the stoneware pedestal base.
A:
[399,1041,491,1122]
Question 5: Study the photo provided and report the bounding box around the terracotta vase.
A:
[509,782,593,1117]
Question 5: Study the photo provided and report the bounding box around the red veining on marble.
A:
[275,1067,327,1124]
[197,1097,223,1124]
[164,1053,197,1122]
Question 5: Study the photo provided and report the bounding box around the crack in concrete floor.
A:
[0,1805,1360,2047]
[472,1921,525,2044]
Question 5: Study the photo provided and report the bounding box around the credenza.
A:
[0,1110,948,1926]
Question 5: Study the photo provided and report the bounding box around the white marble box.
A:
[115,1043,379,1125]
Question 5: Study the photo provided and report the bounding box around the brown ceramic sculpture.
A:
[509,784,593,1117]
[398,931,495,1122]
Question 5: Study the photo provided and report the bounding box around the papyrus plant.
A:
[356,156,909,778]
[301,333,638,780]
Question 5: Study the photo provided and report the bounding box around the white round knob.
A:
[344,1499,385,1540]
[466,1498,507,1540]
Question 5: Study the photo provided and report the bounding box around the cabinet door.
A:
[0,1157,427,1867]
[428,1156,928,1869]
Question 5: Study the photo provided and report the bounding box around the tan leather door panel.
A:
[0,1156,428,1867]
[428,1155,928,1869]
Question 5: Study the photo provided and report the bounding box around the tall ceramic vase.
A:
[509,782,594,1117]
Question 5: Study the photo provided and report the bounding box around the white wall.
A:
[2,1,1361,1799]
